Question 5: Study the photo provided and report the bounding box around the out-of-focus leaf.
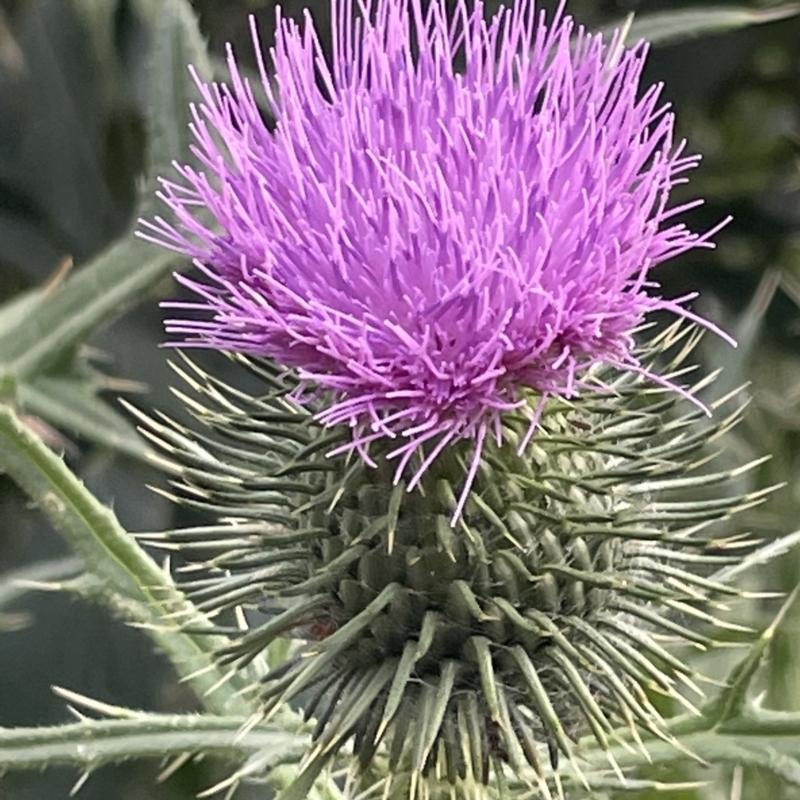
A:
[607,5,800,46]
[16,374,150,461]
[0,0,209,378]
[0,0,210,461]
[71,0,134,106]
[0,289,46,338]
[136,0,211,203]
[0,0,135,279]
[712,587,800,724]
[0,236,174,380]
[709,268,780,401]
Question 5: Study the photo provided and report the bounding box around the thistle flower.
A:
[141,0,729,516]
[136,0,758,794]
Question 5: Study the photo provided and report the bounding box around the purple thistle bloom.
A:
[141,0,729,519]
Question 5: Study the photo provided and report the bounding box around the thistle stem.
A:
[578,712,800,778]
[0,404,254,715]
[0,714,306,772]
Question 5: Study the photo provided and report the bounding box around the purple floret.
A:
[141,0,729,520]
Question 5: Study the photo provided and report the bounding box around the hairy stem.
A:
[0,714,306,772]
[0,404,255,715]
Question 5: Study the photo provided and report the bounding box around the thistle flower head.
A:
[141,0,727,511]
[136,0,755,793]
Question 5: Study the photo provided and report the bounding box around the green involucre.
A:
[134,323,763,792]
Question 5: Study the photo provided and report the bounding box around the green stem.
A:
[0,404,254,715]
[0,715,307,772]
[582,724,800,778]
[564,704,800,787]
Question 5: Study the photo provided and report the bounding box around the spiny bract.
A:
[133,323,761,794]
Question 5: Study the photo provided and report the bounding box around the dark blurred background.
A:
[0,0,799,797]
